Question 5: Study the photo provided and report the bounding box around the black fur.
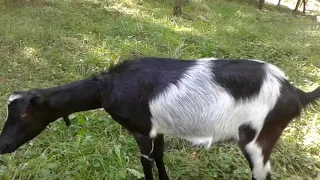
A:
[99,57,195,135]
[211,59,266,100]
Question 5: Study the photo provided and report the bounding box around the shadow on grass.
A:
[164,131,320,179]
[227,0,319,20]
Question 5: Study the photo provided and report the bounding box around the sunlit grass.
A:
[0,0,319,179]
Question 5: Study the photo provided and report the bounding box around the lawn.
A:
[0,0,319,179]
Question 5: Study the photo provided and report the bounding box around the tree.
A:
[293,0,302,12]
[302,0,307,14]
[277,0,281,6]
[173,0,182,16]
[248,0,265,11]
[258,0,265,10]
[293,0,307,14]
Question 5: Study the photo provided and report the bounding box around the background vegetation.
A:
[0,0,319,179]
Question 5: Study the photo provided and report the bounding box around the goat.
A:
[1,57,319,180]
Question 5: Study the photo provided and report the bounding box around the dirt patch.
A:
[0,77,8,83]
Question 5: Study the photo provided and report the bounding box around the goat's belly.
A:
[149,108,244,148]
[150,121,239,148]
[149,99,271,149]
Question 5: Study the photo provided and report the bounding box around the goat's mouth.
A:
[0,143,18,154]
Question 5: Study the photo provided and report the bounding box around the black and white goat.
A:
[1,57,319,180]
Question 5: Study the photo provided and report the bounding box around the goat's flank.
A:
[1,57,319,180]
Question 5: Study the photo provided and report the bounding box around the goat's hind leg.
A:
[238,118,288,180]
[238,125,272,180]
[133,133,169,180]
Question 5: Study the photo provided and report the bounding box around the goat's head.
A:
[0,91,57,154]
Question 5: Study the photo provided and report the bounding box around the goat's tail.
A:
[297,86,320,108]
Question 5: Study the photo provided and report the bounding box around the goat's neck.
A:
[44,77,102,116]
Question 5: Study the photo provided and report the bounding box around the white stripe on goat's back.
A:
[149,59,285,147]
[257,64,285,115]
[264,63,286,80]
[251,59,286,80]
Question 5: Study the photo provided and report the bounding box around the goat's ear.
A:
[28,93,47,107]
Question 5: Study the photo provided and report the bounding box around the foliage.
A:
[0,0,319,179]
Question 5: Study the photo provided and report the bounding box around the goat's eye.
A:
[20,113,27,118]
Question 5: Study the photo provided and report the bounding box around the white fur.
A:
[141,154,153,161]
[5,106,9,121]
[6,94,23,121]
[252,59,286,79]
[150,140,154,155]
[264,63,286,79]
[149,127,157,138]
[245,141,271,179]
[149,59,285,148]
[197,57,218,61]
[7,94,22,105]
[187,137,213,149]
[140,139,155,161]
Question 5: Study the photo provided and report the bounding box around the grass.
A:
[0,0,320,179]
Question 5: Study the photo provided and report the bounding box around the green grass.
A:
[0,0,320,179]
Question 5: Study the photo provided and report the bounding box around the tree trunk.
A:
[302,0,306,14]
[277,0,281,6]
[293,0,302,12]
[258,0,265,10]
[173,0,182,16]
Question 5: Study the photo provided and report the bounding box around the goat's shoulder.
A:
[107,57,197,95]
[102,57,196,107]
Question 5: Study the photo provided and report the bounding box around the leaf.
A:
[93,162,100,167]
[47,162,60,169]
[68,114,77,120]
[126,168,144,179]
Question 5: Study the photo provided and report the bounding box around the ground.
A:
[0,0,319,179]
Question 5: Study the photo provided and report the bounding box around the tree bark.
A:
[293,0,302,12]
[277,0,281,6]
[258,0,265,10]
[173,0,182,16]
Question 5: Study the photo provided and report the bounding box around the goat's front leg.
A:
[133,133,169,180]
[134,133,154,180]
[153,135,169,180]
